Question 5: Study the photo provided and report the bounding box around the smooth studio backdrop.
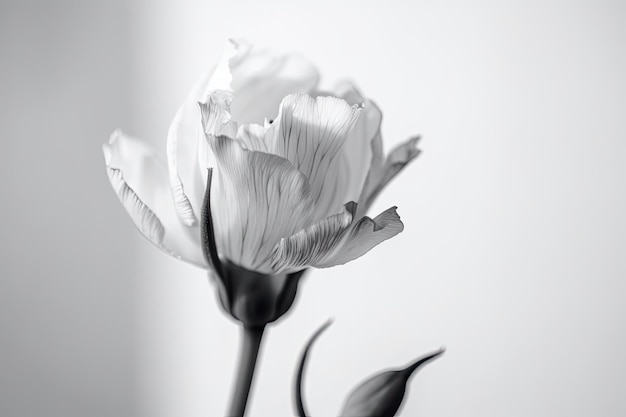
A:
[1,1,625,416]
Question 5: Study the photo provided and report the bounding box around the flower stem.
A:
[228,325,265,417]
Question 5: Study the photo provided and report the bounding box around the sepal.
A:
[212,261,305,327]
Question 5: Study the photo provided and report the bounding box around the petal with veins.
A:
[199,90,238,139]
[105,167,165,245]
[103,130,207,268]
[266,94,362,221]
[360,137,421,212]
[271,203,355,273]
[207,135,314,273]
[316,205,405,268]
[271,203,404,271]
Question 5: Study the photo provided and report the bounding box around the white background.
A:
[1,1,625,416]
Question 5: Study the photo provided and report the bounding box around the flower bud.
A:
[104,40,420,277]
[339,349,445,417]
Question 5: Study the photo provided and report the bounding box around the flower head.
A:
[104,40,419,273]
[104,40,420,324]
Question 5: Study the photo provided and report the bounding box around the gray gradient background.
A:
[1,0,625,416]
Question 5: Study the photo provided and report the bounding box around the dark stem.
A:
[228,325,265,417]
[294,320,332,416]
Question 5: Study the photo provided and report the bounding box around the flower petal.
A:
[332,81,383,204]
[359,137,421,213]
[166,42,238,226]
[271,203,355,273]
[198,90,238,139]
[105,167,165,245]
[207,135,314,273]
[316,205,405,268]
[228,39,320,124]
[271,203,404,271]
[174,39,318,216]
[266,94,363,221]
[104,130,207,268]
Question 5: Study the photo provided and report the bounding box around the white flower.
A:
[103,40,420,275]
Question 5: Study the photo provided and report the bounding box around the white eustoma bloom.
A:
[103,40,420,275]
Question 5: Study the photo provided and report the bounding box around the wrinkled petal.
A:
[271,203,355,273]
[271,203,404,271]
[229,39,320,124]
[105,168,164,244]
[359,137,421,214]
[103,130,207,268]
[199,90,272,154]
[236,122,273,153]
[207,135,314,273]
[316,205,405,268]
[198,90,238,139]
[184,39,318,197]
[265,94,363,221]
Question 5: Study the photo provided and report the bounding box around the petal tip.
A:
[106,166,166,245]
[407,135,422,158]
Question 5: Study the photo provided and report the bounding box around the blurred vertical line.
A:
[0,1,137,416]
[125,2,230,416]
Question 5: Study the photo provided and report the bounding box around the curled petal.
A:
[316,205,405,268]
[271,203,404,271]
[200,90,273,154]
[103,131,207,268]
[105,167,164,244]
[358,136,421,217]
[272,203,355,272]
[384,136,422,179]
[208,135,314,273]
[198,90,238,139]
